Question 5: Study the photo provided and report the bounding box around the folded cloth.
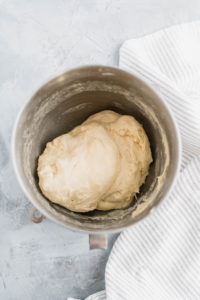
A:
[69,21,200,300]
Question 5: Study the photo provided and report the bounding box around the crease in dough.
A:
[38,110,152,212]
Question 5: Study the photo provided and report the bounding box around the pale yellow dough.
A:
[38,110,152,212]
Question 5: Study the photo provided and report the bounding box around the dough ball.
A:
[38,110,152,212]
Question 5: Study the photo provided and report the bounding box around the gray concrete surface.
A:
[0,0,200,299]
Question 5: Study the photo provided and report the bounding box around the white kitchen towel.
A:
[120,21,200,169]
[69,21,200,300]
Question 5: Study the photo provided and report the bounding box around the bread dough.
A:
[38,110,152,212]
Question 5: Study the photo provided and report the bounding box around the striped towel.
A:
[70,21,200,300]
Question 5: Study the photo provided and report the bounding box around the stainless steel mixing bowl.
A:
[12,65,181,233]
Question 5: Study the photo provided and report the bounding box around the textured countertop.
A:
[0,1,200,299]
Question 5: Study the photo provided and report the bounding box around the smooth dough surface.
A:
[38,110,152,212]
